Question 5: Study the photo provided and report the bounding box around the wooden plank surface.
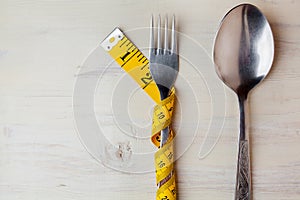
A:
[0,0,300,199]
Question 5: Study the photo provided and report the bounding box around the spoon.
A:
[213,3,274,200]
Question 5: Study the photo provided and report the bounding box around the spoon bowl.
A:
[214,4,274,97]
[213,4,274,200]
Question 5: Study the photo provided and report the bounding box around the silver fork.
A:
[149,15,179,148]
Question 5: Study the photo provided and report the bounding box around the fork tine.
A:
[157,15,162,54]
[150,15,155,54]
[171,15,177,54]
[164,15,168,53]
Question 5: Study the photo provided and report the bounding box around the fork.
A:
[149,15,179,148]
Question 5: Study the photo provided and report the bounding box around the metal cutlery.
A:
[149,15,179,148]
[213,4,274,199]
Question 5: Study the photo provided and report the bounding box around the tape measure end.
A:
[101,28,124,51]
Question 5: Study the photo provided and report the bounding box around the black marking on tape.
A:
[130,47,137,52]
[128,44,134,51]
[142,57,148,63]
[141,62,149,70]
[119,38,128,47]
[121,49,139,67]
[126,40,131,46]
[138,55,145,62]
[142,79,154,89]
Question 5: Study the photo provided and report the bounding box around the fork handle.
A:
[235,139,251,200]
[157,84,171,148]
[160,126,170,147]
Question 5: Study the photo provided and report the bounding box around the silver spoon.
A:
[213,4,274,200]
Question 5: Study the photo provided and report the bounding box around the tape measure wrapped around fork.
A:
[152,89,176,200]
[101,28,177,200]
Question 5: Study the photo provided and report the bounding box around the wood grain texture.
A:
[0,0,300,199]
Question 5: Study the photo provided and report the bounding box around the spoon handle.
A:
[235,97,251,200]
[235,139,251,200]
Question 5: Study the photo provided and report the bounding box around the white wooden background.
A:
[1,0,300,199]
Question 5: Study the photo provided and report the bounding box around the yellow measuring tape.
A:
[101,28,176,200]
